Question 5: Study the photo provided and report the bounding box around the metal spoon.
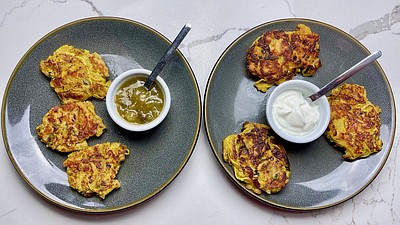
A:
[144,23,191,89]
[308,50,382,101]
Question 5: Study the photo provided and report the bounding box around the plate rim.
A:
[1,16,202,213]
[203,17,396,211]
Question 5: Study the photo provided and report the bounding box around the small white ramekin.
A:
[266,80,330,143]
[106,68,171,132]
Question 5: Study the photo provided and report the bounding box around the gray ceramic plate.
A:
[2,17,201,213]
[204,18,396,211]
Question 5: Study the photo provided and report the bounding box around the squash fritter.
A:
[36,101,106,153]
[325,83,383,160]
[63,142,130,199]
[40,45,110,102]
[222,122,290,194]
[246,24,321,92]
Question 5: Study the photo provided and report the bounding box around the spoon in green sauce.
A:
[144,23,191,89]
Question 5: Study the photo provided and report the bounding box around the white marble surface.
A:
[1,0,400,224]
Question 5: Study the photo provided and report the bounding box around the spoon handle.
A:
[309,50,382,101]
[144,23,192,89]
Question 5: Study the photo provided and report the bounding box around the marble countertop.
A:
[1,0,399,224]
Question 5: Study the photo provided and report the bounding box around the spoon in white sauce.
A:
[308,50,382,102]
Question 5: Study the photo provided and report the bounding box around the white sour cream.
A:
[272,89,320,136]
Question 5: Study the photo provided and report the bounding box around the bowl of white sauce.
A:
[266,80,330,143]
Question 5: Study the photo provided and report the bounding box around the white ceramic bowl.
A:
[266,80,330,143]
[106,68,171,132]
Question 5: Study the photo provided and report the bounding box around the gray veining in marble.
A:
[0,0,399,224]
[350,4,400,40]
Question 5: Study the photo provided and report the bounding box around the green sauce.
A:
[115,76,164,124]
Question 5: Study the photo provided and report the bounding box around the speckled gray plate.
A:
[2,17,201,213]
[204,18,395,211]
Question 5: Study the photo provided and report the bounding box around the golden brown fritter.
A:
[36,101,106,153]
[325,83,383,160]
[63,142,130,199]
[246,24,322,92]
[40,45,110,102]
[222,122,290,194]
